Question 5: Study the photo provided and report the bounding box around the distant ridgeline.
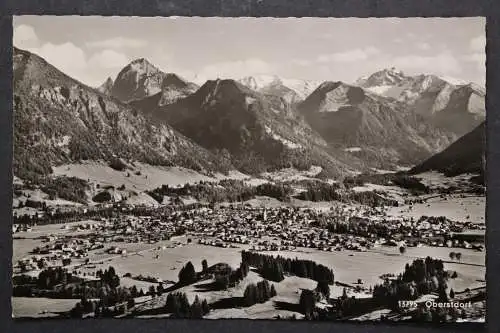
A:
[13,47,485,184]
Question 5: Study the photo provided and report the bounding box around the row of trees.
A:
[297,182,341,202]
[14,203,118,226]
[41,176,90,204]
[164,293,210,318]
[243,280,277,306]
[97,267,120,288]
[14,265,144,315]
[241,251,335,284]
[178,259,251,291]
[70,296,137,318]
[343,173,430,195]
[148,180,294,204]
[36,266,79,290]
[298,257,456,321]
[297,181,398,207]
[67,266,143,318]
[373,257,450,310]
[214,262,250,290]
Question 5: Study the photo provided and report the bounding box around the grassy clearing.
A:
[52,161,247,192]
[12,297,82,318]
[386,194,485,223]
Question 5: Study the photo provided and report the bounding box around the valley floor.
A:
[12,166,486,322]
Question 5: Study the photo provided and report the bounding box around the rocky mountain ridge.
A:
[13,47,231,182]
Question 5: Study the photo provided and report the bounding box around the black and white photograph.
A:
[11,16,486,323]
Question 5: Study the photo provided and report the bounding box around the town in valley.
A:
[12,16,486,323]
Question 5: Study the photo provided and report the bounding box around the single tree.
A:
[316,280,330,300]
[191,295,203,319]
[270,284,277,297]
[341,287,348,300]
[201,299,210,315]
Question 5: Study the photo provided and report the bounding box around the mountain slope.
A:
[110,58,165,102]
[138,78,365,176]
[13,47,231,181]
[410,121,485,177]
[96,77,114,95]
[432,83,486,138]
[110,59,198,104]
[129,73,199,112]
[357,68,486,139]
[298,81,448,168]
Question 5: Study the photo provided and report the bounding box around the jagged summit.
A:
[356,67,407,87]
[110,58,166,102]
[130,57,149,64]
[109,59,199,105]
[239,75,282,91]
[127,57,159,69]
[162,73,190,89]
[12,48,231,181]
[198,78,253,100]
[301,81,366,114]
[96,77,114,95]
[238,75,321,102]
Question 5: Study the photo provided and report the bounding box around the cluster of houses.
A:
[14,199,484,274]
[186,205,484,253]
[12,224,32,233]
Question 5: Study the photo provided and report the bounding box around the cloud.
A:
[391,52,461,75]
[86,37,147,49]
[28,42,129,86]
[416,42,430,51]
[198,58,273,80]
[13,24,39,48]
[33,42,88,77]
[290,58,313,67]
[406,32,417,39]
[470,35,486,52]
[463,53,486,72]
[88,49,130,69]
[316,47,380,63]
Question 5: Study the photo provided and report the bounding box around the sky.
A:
[13,16,486,87]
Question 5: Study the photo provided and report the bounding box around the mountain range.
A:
[13,47,230,182]
[357,68,485,138]
[133,78,364,176]
[13,48,486,183]
[238,75,322,103]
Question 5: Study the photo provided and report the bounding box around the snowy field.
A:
[12,297,82,318]
[13,220,100,262]
[52,162,247,192]
[386,194,485,223]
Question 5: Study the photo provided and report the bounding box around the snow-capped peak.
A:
[356,67,407,88]
[238,74,321,100]
[239,75,282,91]
[439,76,469,86]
